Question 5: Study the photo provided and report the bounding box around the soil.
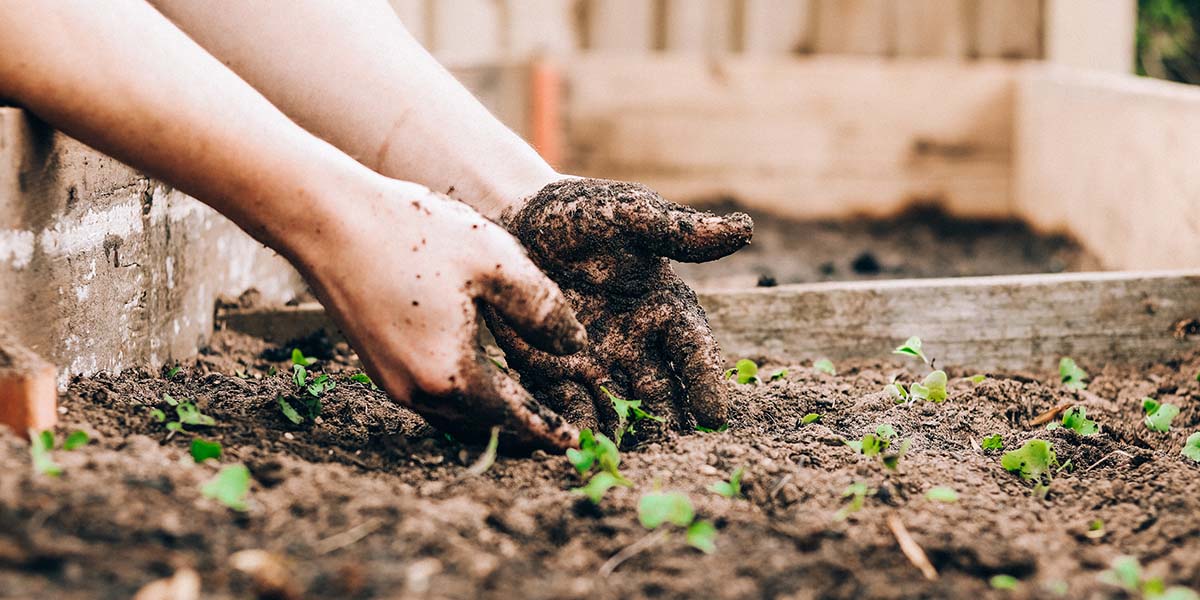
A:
[2,330,1198,599]
[673,203,1102,290]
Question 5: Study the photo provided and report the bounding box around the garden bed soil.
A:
[674,203,1101,290]
[2,330,1198,599]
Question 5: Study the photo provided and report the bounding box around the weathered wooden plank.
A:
[502,0,579,58]
[741,0,811,55]
[429,0,503,66]
[1043,0,1135,73]
[583,0,656,52]
[973,0,1042,59]
[1013,66,1200,271]
[563,55,1016,218]
[216,272,1200,372]
[894,0,970,58]
[813,0,893,55]
[662,0,736,53]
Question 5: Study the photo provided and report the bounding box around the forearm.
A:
[148,0,559,219]
[0,0,379,266]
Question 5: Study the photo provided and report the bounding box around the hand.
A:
[487,178,753,438]
[295,178,587,451]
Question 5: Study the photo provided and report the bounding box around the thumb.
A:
[477,244,587,356]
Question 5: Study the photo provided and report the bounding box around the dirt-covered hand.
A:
[489,178,753,437]
[297,178,587,451]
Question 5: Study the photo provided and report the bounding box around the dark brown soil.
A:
[674,203,1102,290]
[2,330,1198,599]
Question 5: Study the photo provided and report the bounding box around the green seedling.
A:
[464,427,500,477]
[603,386,663,444]
[349,372,379,390]
[769,368,788,382]
[202,464,251,511]
[708,467,743,499]
[893,336,928,363]
[981,434,1004,451]
[834,481,875,521]
[190,438,222,463]
[566,429,629,485]
[149,408,166,422]
[29,430,62,476]
[695,423,729,433]
[286,364,335,422]
[801,413,821,425]
[279,397,303,425]
[813,359,836,375]
[63,430,90,450]
[969,374,987,384]
[291,348,317,367]
[573,471,629,504]
[1101,555,1200,600]
[1001,439,1058,487]
[724,358,760,385]
[1143,398,1180,433]
[1086,519,1106,539]
[166,365,181,379]
[1061,406,1099,435]
[926,486,959,503]
[637,491,716,553]
[846,424,909,468]
[176,401,216,427]
[886,381,908,403]
[990,575,1019,590]
[1059,357,1088,390]
[1184,432,1200,463]
[910,370,948,403]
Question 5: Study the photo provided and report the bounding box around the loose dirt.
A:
[674,203,1102,290]
[2,330,1197,599]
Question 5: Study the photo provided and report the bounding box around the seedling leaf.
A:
[813,359,835,375]
[166,421,183,432]
[893,336,927,363]
[969,374,987,384]
[1143,399,1180,432]
[63,430,90,450]
[638,491,695,529]
[926,486,958,503]
[875,424,896,439]
[727,359,760,385]
[464,426,499,477]
[769,368,788,381]
[1001,439,1057,482]
[163,393,179,406]
[981,434,1004,451]
[190,438,222,463]
[1061,406,1099,436]
[603,386,663,443]
[695,423,729,433]
[886,383,908,403]
[572,471,626,504]
[881,438,912,470]
[29,429,61,476]
[1184,432,1200,462]
[149,408,166,422]
[686,520,717,554]
[166,366,181,379]
[202,464,251,511]
[1059,357,1088,390]
[801,413,821,425]
[349,372,379,390]
[176,401,215,427]
[278,397,303,425]
[291,348,317,366]
[990,575,1019,590]
[708,467,743,498]
[834,482,874,521]
[920,370,948,403]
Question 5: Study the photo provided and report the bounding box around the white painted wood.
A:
[1044,0,1135,73]
[894,0,969,58]
[429,0,504,66]
[974,0,1042,59]
[563,55,1017,219]
[662,0,736,53]
[741,0,811,55]
[1014,66,1200,271]
[503,0,579,58]
[813,0,893,55]
[584,0,656,52]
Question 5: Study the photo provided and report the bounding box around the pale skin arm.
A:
[0,0,586,450]
[148,0,558,219]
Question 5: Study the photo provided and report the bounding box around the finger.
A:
[477,248,587,356]
[626,360,679,430]
[659,300,729,429]
[536,380,599,433]
[601,182,753,262]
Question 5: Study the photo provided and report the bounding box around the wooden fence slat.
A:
[813,0,893,55]
[503,0,579,58]
[662,0,736,53]
[584,0,656,52]
[895,0,970,58]
[217,272,1200,372]
[429,0,503,66]
[741,0,812,55]
[973,0,1042,59]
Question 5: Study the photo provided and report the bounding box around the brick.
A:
[0,332,57,438]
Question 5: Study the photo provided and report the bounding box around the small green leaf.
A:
[278,397,303,425]
[190,438,223,463]
[909,382,931,400]
[1184,432,1200,462]
[1101,555,1142,592]
[893,336,927,363]
[1001,439,1057,482]
[349,372,378,389]
[176,401,215,427]
[886,383,908,403]
[572,471,628,504]
[638,491,695,529]
[875,424,896,440]
[166,366,181,379]
[968,374,987,384]
[149,408,166,422]
[990,575,1019,590]
[882,438,912,470]
[163,393,178,406]
[292,364,307,388]
[63,430,90,450]
[769,368,788,381]
[926,486,959,503]
[1143,397,1161,414]
[1059,357,1088,390]
[708,467,743,498]
[291,348,317,366]
[921,370,948,403]
[201,464,251,511]
[834,482,873,521]
[1061,406,1099,436]
[686,520,717,554]
[860,434,886,457]
[729,359,759,385]
[813,359,835,375]
[695,423,729,433]
[1144,401,1180,433]
[981,434,1004,451]
[801,413,821,425]
[166,421,183,432]
[29,429,61,476]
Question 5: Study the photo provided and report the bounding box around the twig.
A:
[1029,401,1074,427]
[315,517,383,555]
[598,529,668,577]
[1084,450,1134,472]
[887,515,938,581]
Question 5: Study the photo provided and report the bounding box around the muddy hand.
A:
[299,179,587,452]
[489,178,753,437]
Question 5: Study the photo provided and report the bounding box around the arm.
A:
[0,0,586,450]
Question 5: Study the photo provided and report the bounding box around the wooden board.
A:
[973,0,1042,59]
[562,55,1016,218]
[813,0,893,55]
[582,0,656,52]
[662,0,736,53]
[1013,66,1200,272]
[894,0,969,58]
[740,0,811,55]
[502,0,579,58]
[216,272,1200,372]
